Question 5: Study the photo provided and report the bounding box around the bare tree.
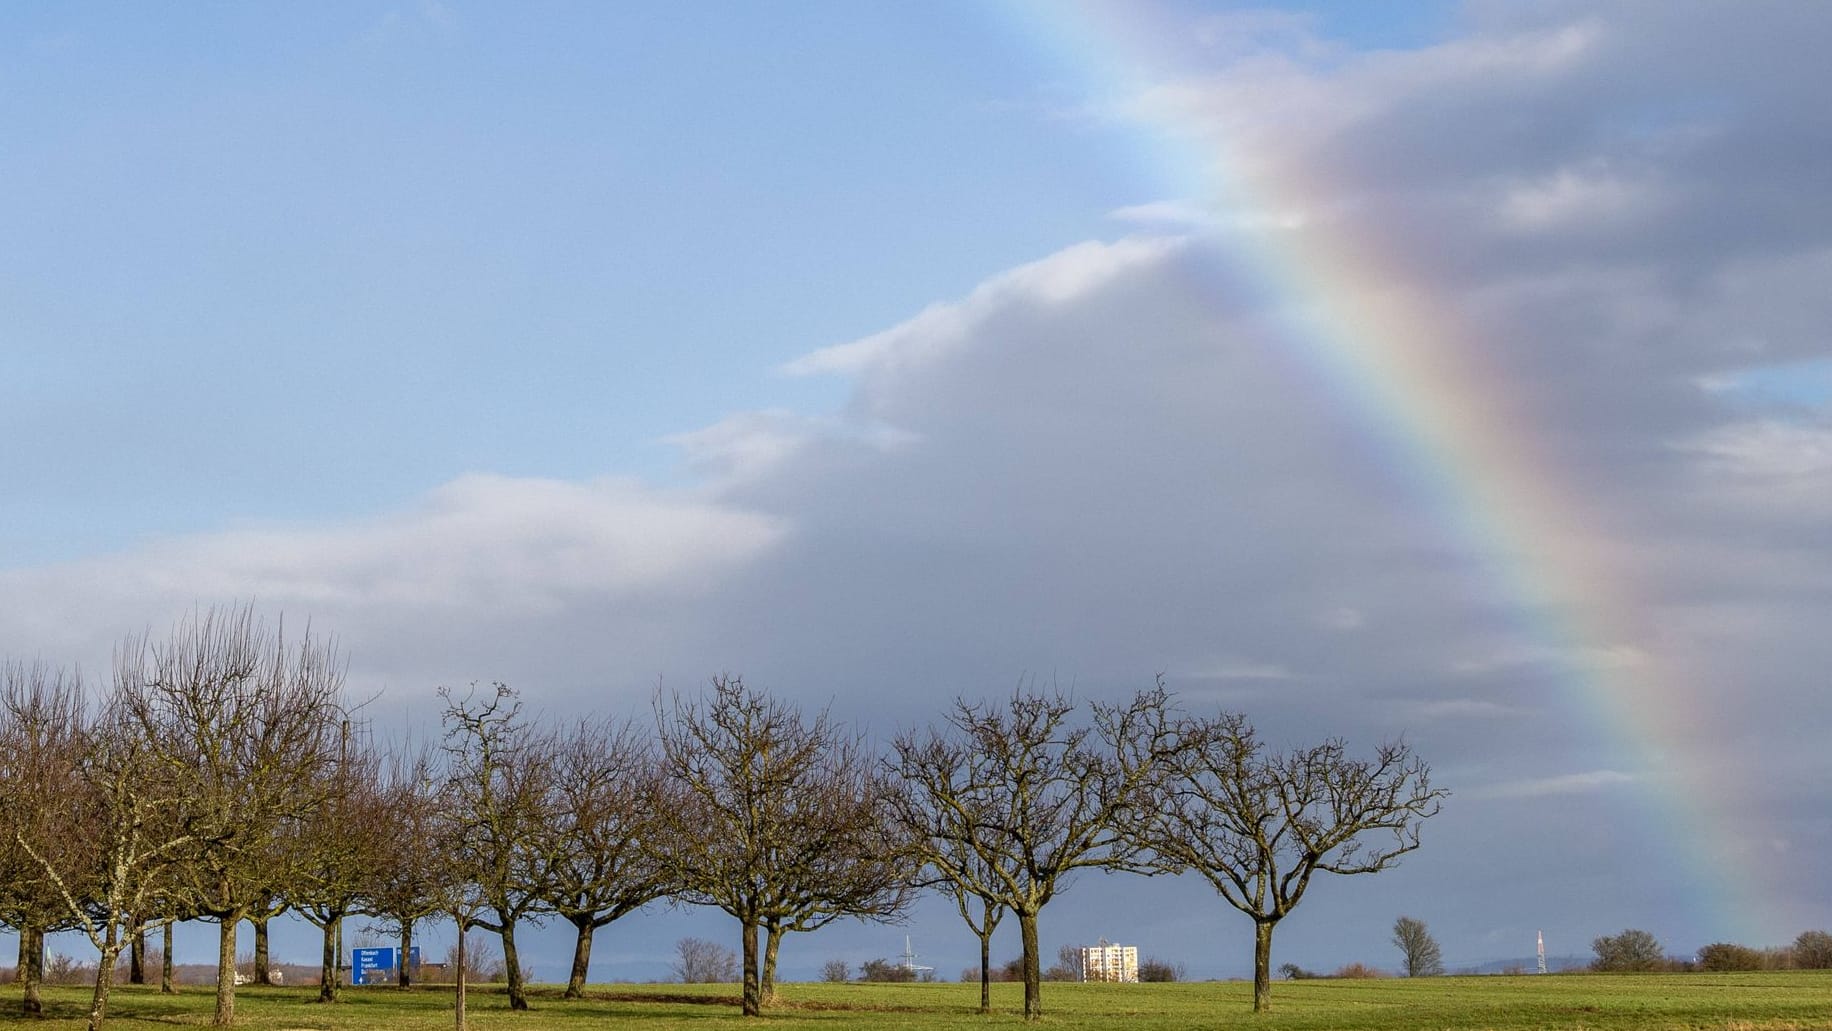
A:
[1796,930,1832,969]
[654,676,916,1017]
[544,715,673,999]
[438,683,557,1012]
[432,822,491,1031]
[18,657,195,1031]
[122,606,348,1027]
[673,937,738,983]
[753,745,916,1002]
[294,729,387,1002]
[360,742,445,988]
[933,854,1006,1013]
[246,889,290,986]
[1129,712,1445,1011]
[0,661,90,1017]
[1392,916,1444,976]
[885,684,1174,1020]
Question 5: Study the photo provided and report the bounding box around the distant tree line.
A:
[0,604,1447,1028]
[1592,928,1832,973]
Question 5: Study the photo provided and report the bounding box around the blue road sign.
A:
[351,946,422,985]
[352,947,395,985]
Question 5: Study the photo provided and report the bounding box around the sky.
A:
[5,0,1832,983]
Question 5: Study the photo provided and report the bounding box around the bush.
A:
[1593,929,1664,972]
[820,959,850,983]
[1796,931,1832,969]
[1279,962,1317,980]
[1138,957,1184,982]
[1330,962,1385,979]
[45,954,96,986]
[1699,943,1764,971]
[859,958,915,982]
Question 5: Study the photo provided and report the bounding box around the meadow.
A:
[5,972,1832,1031]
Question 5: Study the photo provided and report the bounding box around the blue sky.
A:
[5,2,1146,558]
[7,0,1832,984]
[2,1,1463,563]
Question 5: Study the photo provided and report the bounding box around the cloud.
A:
[0,474,783,690]
[1690,420,1832,480]
[1450,645,1649,678]
[1497,164,1672,233]
[1465,770,1640,801]
[1397,698,1525,722]
[353,0,456,50]
[782,236,1184,381]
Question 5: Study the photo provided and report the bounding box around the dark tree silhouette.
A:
[654,676,914,1016]
[1592,928,1663,971]
[1392,915,1444,976]
[438,683,556,1012]
[885,683,1175,1020]
[1129,712,1444,1011]
[544,715,673,999]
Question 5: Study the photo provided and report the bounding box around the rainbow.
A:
[994,1,1782,941]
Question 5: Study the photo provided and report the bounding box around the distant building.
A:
[1080,941,1139,983]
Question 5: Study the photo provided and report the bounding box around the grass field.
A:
[5,972,1832,1030]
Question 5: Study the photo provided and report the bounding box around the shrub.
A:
[1138,957,1184,982]
[45,954,96,986]
[1278,962,1317,980]
[859,958,915,982]
[820,959,849,983]
[1796,931,1832,969]
[1593,929,1664,972]
[1699,943,1763,971]
[1331,962,1385,979]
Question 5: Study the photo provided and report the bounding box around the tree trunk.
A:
[86,926,119,1031]
[253,914,272,985]
[564,916,593,999]
[500,920,529,1010]
[454,926,467,1031]
[21,924,43,1016]
[740,918,760,1017]
[978,926,992,1014]
[1018,908,1041,1021]
[129,923,146,985]
[161,921,176,994]
[399,920,414,988]
[213,914,238,1026]
[318,910,341,1003]
[760,923,781,1004]
[1253,919,1275,1013]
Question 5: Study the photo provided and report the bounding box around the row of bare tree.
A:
[0,606,1445,1028]
[0,608,347,1031]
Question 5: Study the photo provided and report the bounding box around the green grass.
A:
[4,972,1832,1030]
